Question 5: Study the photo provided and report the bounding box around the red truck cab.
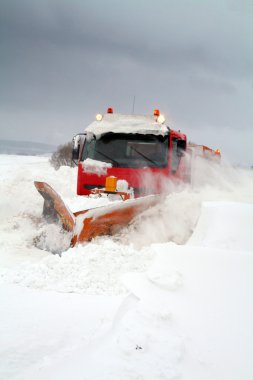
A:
[73,109,187,197]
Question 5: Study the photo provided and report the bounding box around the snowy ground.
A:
[1,154,253,379]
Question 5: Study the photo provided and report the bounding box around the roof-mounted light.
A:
[154,109,160,117]
[96,113,103,121]
[215,149,221,155]
[107,107,113,114]
[157,114,165,124]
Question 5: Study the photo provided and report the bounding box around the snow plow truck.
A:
[35,108,221,247]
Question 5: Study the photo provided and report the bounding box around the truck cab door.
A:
[171,138,186,174]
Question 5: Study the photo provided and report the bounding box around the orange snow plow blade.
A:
[72,194,161,246]
[34,181,161,248]
[34,181,75,231]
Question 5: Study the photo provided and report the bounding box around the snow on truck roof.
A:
[85,113,169,138]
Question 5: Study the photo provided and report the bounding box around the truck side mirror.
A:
[72,134,86,165]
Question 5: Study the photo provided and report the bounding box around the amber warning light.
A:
[96,114,103,121]
[153,109,160,117]
[107,107,113,114]
[105,176,117,192]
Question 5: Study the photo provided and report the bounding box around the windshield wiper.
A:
[94,149,119,167]
[130,146,158,166]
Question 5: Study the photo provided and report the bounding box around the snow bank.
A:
[3,239,154,295]
[1,154,253,379]
[1,155,253,294]
[116,244,253,380]
[0,284,122,380]
[14,243,253,380]
[188,201,253,251]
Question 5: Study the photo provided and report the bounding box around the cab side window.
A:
[171,138,186,173]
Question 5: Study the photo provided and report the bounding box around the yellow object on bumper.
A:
[105,176,117,192]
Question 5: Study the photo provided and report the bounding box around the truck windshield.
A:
[82,133,169,168]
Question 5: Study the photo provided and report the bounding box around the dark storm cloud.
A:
[1,0,252,77]
[0,0,252,164]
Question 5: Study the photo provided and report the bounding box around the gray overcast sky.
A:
[0,0,252,164]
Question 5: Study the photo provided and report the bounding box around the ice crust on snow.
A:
[86,113,169,138]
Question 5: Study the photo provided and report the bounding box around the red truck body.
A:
[74,109,220,198]
[77,128,187,197]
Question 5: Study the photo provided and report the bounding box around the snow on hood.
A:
[86,114,169,138]
[81,158,112,176]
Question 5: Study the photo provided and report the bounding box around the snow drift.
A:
[1,154,253,379]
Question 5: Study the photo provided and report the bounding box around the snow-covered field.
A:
[1,154,253,379]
